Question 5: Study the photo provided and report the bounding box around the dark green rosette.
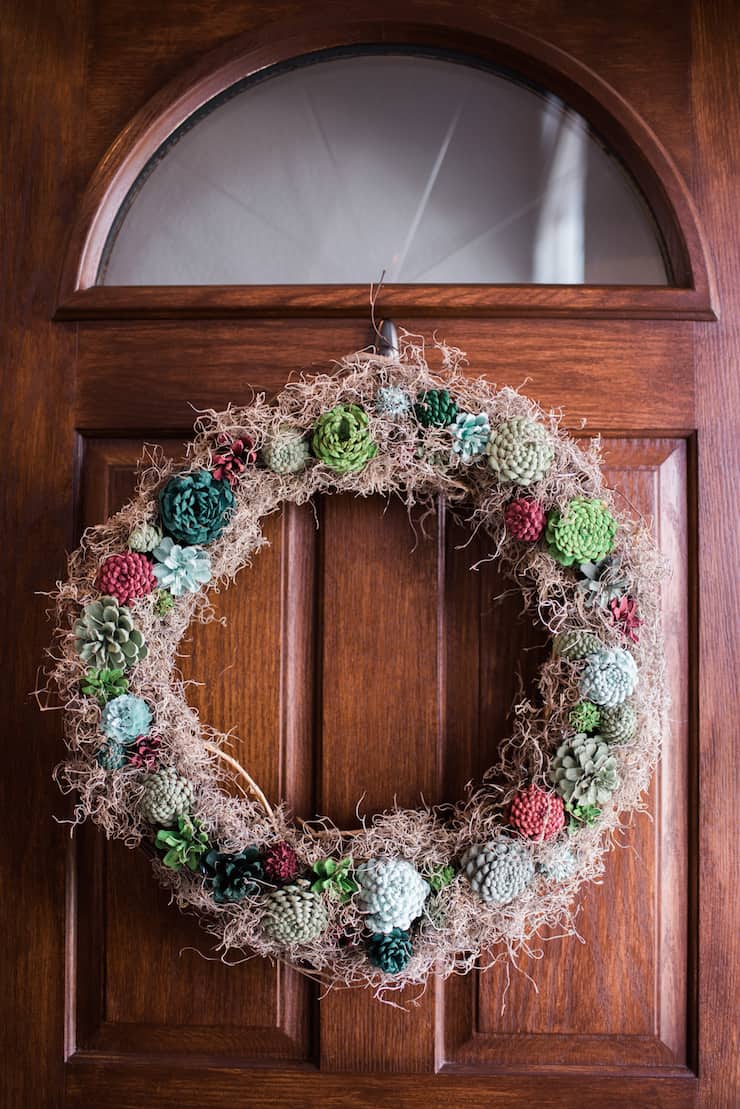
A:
[201,847,264,903]
[159,469,235,546]
[367,928,413,974]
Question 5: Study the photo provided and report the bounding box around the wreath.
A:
[46,338,666,994]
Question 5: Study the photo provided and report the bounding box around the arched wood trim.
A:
[56,7,717,320]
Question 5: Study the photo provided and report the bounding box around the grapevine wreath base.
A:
[46,338,667,995]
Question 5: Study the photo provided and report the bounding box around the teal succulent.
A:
[310,857,358,902]
[81,667,129,706]
[159,469,234,546]
[152,537,211,597]
[95,739,126,771]
[367,928,413,974]
[450,411,490,462]
[202,847,264,902]
[100,694,152,744]
[155,815,209,871]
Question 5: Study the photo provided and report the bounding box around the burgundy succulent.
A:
[609,595,642,644]
[510,784,565,840]
[95,552,157,606]
[262,841,299,882]
[127,733,162,771]
[212,434,256,486]
[504,497,546,542]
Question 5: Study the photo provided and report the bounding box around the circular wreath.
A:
[46,339,666,994]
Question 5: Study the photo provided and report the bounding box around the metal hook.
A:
[376,318,399,359]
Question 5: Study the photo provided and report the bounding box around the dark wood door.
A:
[3,2,738,1107]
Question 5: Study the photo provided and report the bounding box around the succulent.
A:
[569,700,601,734]
[211,434,256,485]
[461,836,535,905]
[260,426,311,474]
[159,469,235,546]
[413,388,457,428]
[367,928,413,974]
[261,879,329,944]
[100,694,152,744]
[545,498,617,567]
[355,858,430,933]
[509,784,565,840]
[202,847,264,902]
[426,864,456,893]
[81,667,129,706]
[576,555,629,609]
[95,552,157,606]
[152,537,211,597]
[128,521,164,553]
[599,702,637,744]
[504,497,546,542]
[153,590,175,617]
[262,841,299,883]
[549,733,620,807]
[311,404,377,473]
[449,411,490,462]
[95,739,126,771]
[127,733,162,771]
[609,596,642,644]
[310,857,358,902]
[73,596,147,670]
[565,801,601,828]
[579,647,638,707]
[485,417,554,486]
[537,844,578,882]
[375,385,411,418]
[155,815,208,871]
[553,630,603,661]
[139,766,194,826]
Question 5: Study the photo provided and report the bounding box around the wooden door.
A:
[3,3,738,1107]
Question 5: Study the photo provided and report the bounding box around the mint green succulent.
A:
[545,498,617,567]
[549,733,619,807]
[155,815,209,871]
[461,837,534,905]
[74,596,147,670]
[356,858,430,933]
[579,647,638,707]
[152,537,211,597]
[486,417,554,486]
[81,667,129,706]
[310,857,358,902]
[128,521,163,553]
[312,404,377,473]
[261,426,311,474]
[450,411,490,462]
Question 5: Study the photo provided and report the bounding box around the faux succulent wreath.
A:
[46,338,666,993]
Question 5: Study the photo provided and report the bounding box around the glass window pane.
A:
[100,51,669,285]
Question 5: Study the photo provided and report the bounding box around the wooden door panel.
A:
[71,431,692,1084]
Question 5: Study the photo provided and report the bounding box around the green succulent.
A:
[81,667,129,706]
[553,630,603,661]
[545,498,617,568]
[565,801,602,829]
[311,404,377,473]
[310,857,358,902]
[413,388,458,428]
[569,700,601,734]
[426,865,456,893]
[153,589,175,617]
[73,596,147,670]
[155,815,209,871]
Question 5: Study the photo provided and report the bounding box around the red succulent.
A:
[262,841,299,882]
[95,552,157,606]
[504,497,546,542]
[510,784,565,840]
[212,434,256,486]
[609,595,642,644]
[127,733,162,771]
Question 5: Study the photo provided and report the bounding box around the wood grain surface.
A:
[2,1,738,1106]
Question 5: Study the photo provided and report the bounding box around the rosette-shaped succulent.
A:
[139,767,194,826]
[509,784,565,841]
[355,858,430,933]
[577,555,628,609]
[504,497,546,541]
[81,667,129,706]
[609,595,642,644]
[261,879,329,944]
[74,596,147,670]
[545,498,617,567]
[128,521,163,554]
[127,733,161,771]
[153,590,175,617]
[156,816,208,871]
[537,844,578,882]
[426,865,456,892]
[152,537,211,597]
[579,647,638,707]
[159,469,235,546]
[262,841,299,883]
[548,733,620,807]
[101,694,152,744]
[569,700,601,734]
[553,630,603,661]
[450,411,490,462]
[461,836,535,905]
[485,417,554,486]
[211,434,255,486]
[413,388,457,428]
[375,385,411,418]
[599,702,637,744]
[260,426,311,474]
[202,847,264,902]
[95,552,157,606]
[311,857,358,902]
[96,739,126,771]
[312,404,377,473]
[367,928,413,974]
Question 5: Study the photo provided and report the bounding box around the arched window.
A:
[100,49,669,287]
